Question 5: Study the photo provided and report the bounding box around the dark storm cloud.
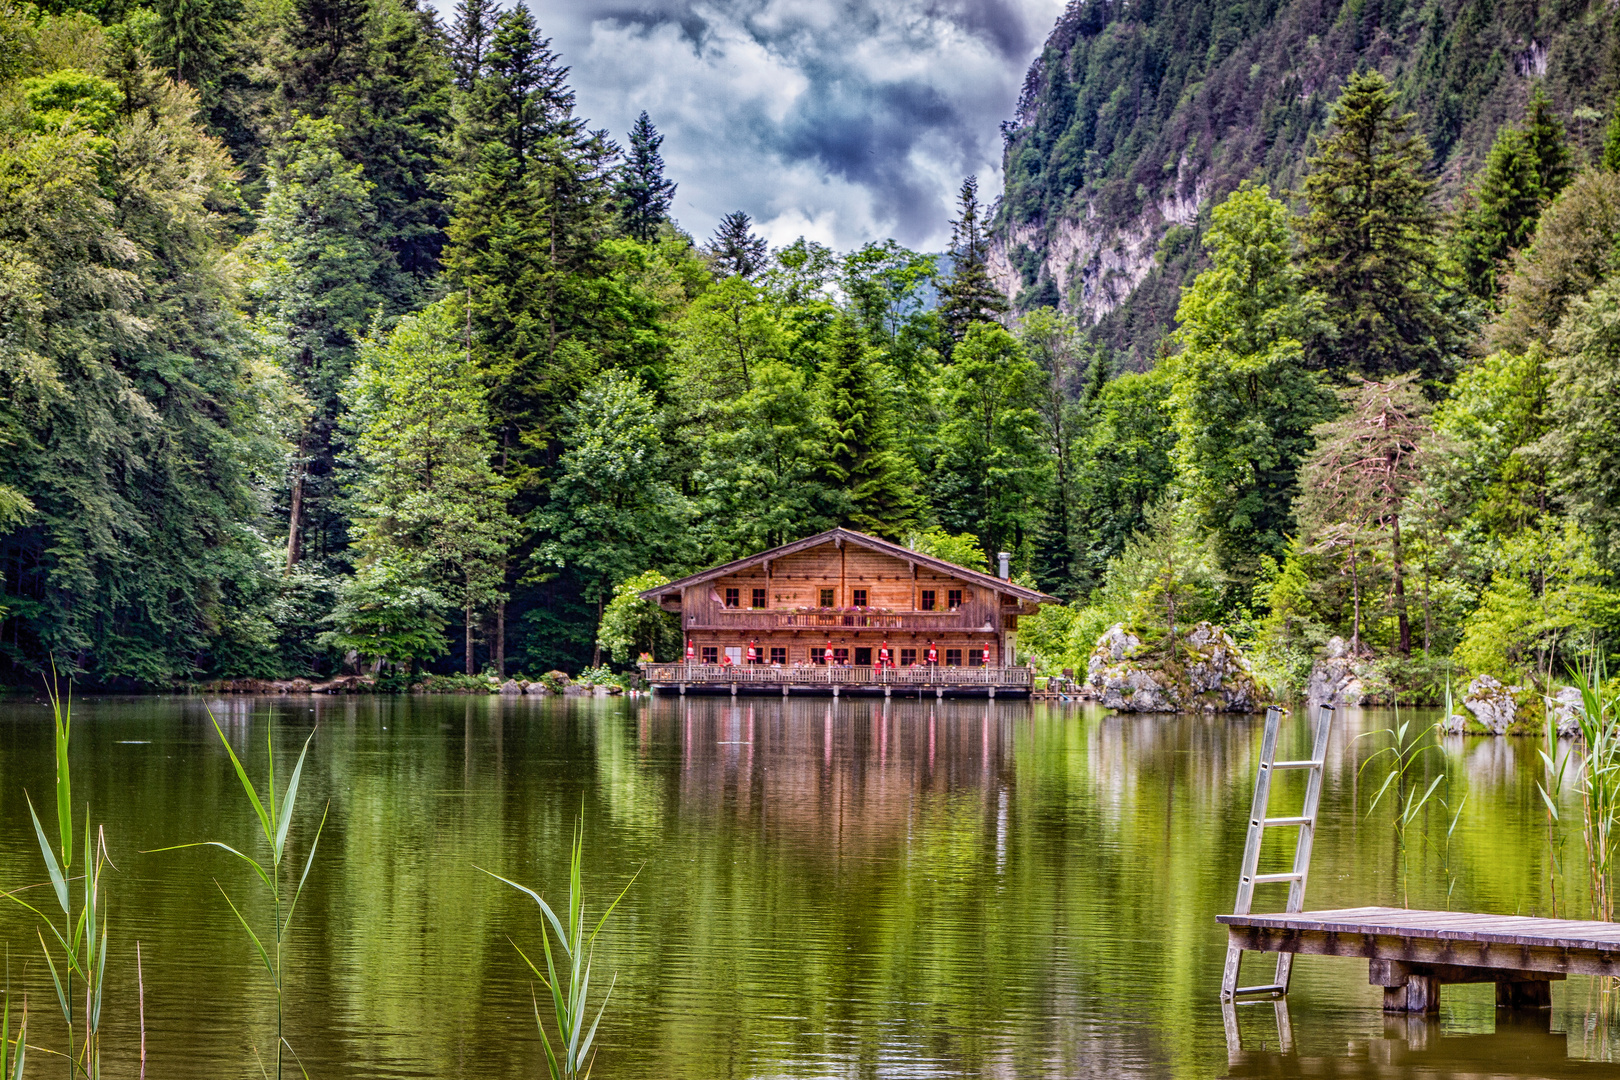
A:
[512,0,1067,249]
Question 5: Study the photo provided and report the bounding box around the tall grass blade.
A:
[25,800,68,917]
[210,714,273,844]
[275,733,315,862]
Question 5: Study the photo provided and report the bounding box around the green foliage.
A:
[816,318,921,539]
[1299,72,1461,385]
[929,321,1048,562]
[532,369,692,660]
[1098,496,1222,644]
[1544,276,1620,567]
[1492,168,1620,355]
[907,527,989,573]
[1166,182,1335,593]
[338,300,516,667]
[597,570,681,667]
[1454,517,1619,682]
[705,210,767,279]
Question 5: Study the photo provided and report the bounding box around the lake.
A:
[0,694,1614,1078]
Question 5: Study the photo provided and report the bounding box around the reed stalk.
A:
[1358,705,1446,908]
[153,712,326,1080]
[480,817,636,1080]
[1566,657,1620,922]
[3,674,111,1080]
[2,988,26,1080]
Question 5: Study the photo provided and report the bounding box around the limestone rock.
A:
[1087,621,1266,713]
[1552,686,1585,738]
[499,679,523,695]
[1462,675,1520,736]
[1440,713,1472,736]
[1307,638,1366,709]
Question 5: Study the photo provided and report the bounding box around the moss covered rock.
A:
[1087,622,1268,713]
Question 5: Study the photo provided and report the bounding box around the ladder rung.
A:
[1232,983,1287,996]
[1249,872,1304,884]
[1262,816,1312,827]
[1270,760,1320,770]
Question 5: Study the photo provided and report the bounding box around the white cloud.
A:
[478,0,1069,251]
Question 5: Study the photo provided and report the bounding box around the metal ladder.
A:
[1220,704,1334,1002]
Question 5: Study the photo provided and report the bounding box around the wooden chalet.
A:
[638,528,1057,697]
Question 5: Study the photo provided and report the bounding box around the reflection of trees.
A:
[0,696,1610,1079]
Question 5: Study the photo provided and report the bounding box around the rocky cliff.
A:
[995,0,1620,365]
[1087,621,1268,712]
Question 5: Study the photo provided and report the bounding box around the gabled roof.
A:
[639,527,1057,604]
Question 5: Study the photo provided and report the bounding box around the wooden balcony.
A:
[695,609,980,632]
[640,663,1034,697]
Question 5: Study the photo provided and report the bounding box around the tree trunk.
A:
[591,591,603,668]
[284,463,304,574]
[1349,543,1362,654]
[1392,515,1411,656]
[464,596,475,676]
[495,600,506,680]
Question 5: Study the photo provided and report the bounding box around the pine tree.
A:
[443,5,617,487]
[617,111,676,242]
[817,319,922,539]
[1299,71,1457,384]
[705,211,768,278]
[939,176,1009,344]
[1524,86,1571,199]
[1457,87,1572,302]
[449,0,498,91]
[1604,91,1620,172]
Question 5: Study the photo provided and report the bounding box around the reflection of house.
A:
[639,528,1056,696]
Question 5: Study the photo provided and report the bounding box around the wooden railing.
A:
[703,610,975,631]
[640,663,1034,688]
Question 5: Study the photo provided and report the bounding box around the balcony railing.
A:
[640,663,1033,688]
[701,609,977,631]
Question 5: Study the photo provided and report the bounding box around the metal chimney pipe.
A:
[997,552,1010,580]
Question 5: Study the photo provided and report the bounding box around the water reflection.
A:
[0,695,1611,1078]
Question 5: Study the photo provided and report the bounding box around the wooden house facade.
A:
[639,528,1056,694]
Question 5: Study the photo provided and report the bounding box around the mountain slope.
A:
[994,0,1618,365]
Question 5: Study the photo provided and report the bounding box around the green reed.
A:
[2,987,26,1080]
[1564,657,1620,922]
[1359,706,1447,908]
[481,818,636,1080]
[4,675,111,1080]
[156,713,326,1080]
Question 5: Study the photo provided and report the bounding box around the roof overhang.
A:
[638,527,1058,607]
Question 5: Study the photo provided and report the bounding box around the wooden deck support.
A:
[1220,908,1596,1012]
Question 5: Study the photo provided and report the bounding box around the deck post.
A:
[935,687,942,700]
[884,686,891,699]
[783,685,789,697]
[679,681,686,696]
[988,687,995,700]
[730,683,737,697]
[832,686,839,699]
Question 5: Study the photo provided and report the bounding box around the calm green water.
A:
[0,695,1616,1079]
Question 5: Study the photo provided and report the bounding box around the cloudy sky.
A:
[513,1,1068,251]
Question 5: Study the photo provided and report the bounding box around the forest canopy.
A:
[0,0,1616,702]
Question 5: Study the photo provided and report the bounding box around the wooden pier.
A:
[1217,906,1620,1012]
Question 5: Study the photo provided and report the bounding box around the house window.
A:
[701,646,718,664]
[752,588,767,609]
[820,588,835,607]
[900,648,917,666]
[852,588,867,606]
[769,646,786,665]
[920,590,936,611]
[968,649,984,667]
[854,647,872,666]
[724,588,740,608]
[948,589,963,610]
[833,648,849,665]
[945,649,962,667]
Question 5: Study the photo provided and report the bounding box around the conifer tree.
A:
[706,211,768,278]
[817,319,922,539]
[449,0,498,91]
[249,114,390,570]
[1457,89,1572,302]
[443,5,617,487]
[1299,71,1457,384]
[940,175,1009,344]
[617,111,676,242]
